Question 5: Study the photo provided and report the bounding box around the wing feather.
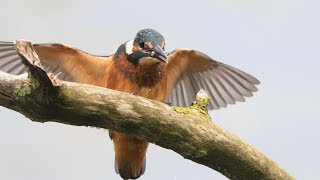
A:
[200,72,227,108]
[218,65,258,92]
[218,62,260,85]
[7,60,23,74]
[0,47,16,52]
[0,56,21,71]
[183,75,195,107]
[175,79,182,106]
[180,76,192,107]
[0,41,112,85]
[189,73,202,102]
[177,80,186,107]
[0,51,17,59]
[171,84,178,106]
[218,70,250,97]
[205,70,235,105]
[166,49,259,110]
[214,68,246,102]
[0,42,14,46]
[17,66,27,74]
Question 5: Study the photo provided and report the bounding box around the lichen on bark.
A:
[13,72,40,99]
[173,89,211,116]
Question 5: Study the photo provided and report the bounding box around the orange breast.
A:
[105,55,167,102]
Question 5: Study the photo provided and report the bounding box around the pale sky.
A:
[0,0,319,179]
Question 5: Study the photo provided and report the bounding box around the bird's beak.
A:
[153,45,168,62]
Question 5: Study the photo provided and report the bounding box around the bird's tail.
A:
[111,131,149,180]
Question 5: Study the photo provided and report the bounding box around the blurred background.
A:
[0,0,319,179]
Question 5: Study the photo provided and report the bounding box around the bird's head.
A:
[124,29,167,65]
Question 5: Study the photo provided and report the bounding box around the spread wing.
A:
[0,41,111,84]
[166,49,260,110]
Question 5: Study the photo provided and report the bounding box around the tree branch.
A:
[0,40,294,180]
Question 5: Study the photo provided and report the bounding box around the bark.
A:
[0,40,294,180]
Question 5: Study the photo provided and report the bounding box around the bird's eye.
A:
[139,42,147,49]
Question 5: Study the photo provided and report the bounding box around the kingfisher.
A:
[0,29,260,179]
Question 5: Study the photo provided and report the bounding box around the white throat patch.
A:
[125,39,134,55]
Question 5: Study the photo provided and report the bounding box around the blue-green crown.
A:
[133,29,164,46]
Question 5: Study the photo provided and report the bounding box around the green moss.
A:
[190,99,210,115]
[13,73,40,100]
[173,95,211,115]
[173,106,190,114]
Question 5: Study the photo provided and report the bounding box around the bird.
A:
[0,29,260,179]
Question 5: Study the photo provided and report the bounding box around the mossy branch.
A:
[0,40,294,180]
